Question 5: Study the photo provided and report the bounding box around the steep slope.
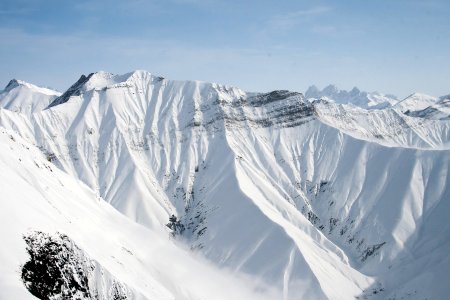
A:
[227,117,450,299]
[315,100,450,149]
[305,85,398,109]
[0,79,61,114]
[1,70,450,299]
[0,127,282,300]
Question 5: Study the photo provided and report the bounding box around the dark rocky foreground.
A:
[21,231,129,300]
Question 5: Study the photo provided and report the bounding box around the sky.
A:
[0,0,449,98]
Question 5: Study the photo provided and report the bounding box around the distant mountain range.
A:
[305,84,399,109]
[304,84,449,120]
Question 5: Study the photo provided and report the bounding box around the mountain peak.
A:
[1,79,61,114]
[47,70,164,109]
[305,85,320,99]
[71,70,156,91]
[4,79,43,92]
[3,79,60,96]
[404,92,436,99]
[46,74,93,108]
[394,92,438,113]
[4,79,20,91]
[323,84,339,94]
[399,92,437,104]
[349,86,361,95]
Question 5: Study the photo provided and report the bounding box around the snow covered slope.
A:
[394,92,439,113]
[315,100,450,149]
[404,95,450,120]
[1,70,449,299]
[0,79,61,114]
[0,127,281,300]
[305,84,398,109]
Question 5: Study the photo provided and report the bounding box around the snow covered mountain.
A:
[1,70,449,300]
[393,92,439,113]
[0,79,61,115]
[305,84,398,109]
[399,94,450,120]
[406,99,450,120]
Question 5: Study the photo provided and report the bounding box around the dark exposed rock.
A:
[47,73,94,109]
[110,281,129,300]
[21,231,93,300]
[4,79,20,92]
[329,217,339,234]
[166,214,186,236]
[21,231,132,300]
[361,242,386,262]
[301,205,321,226]
[248,90,303,107]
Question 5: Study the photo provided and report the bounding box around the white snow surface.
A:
[393,92,439,113]
[0,128,281,300]
[314,100,450,149]
[1,70,450,300]
[405,96,450,120]
[0,79,61,114]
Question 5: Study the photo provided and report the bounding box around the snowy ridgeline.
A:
[0,71,449,300]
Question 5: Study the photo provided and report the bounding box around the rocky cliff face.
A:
[22,231,129,300]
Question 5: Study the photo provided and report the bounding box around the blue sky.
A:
[1,0,449,98]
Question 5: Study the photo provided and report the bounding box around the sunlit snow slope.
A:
[394,92,439,113]
[1,70,449,300]
[0,79,61,114]
[0,127,281,300]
